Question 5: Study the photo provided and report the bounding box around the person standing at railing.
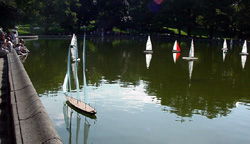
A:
[12,30,18,45]
[14,26,18,36]
[6,37,13,52]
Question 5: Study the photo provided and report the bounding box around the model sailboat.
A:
[221,39,228,52]
[239,40,249,55]
[172,40,181,53]
[63,34,97,114]
[182,39,198,60]
[144,36,153,53]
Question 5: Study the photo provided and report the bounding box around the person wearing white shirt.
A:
[12,31,18,45]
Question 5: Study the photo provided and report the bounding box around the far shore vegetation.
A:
[1,0,250,40]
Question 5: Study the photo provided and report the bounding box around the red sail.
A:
[177,43,181,51]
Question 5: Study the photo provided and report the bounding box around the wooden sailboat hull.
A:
[66,101,97,119]
[172,50,180,53]
[66,95,97,114]
[239,53,249,55]
[182,57,198,60]
[144,50,153,54]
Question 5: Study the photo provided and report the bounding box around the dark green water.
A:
[23,38,250,144]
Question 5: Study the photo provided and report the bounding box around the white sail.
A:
[188,61,193,79]
[173,40,177,51]
[63,46,72,94]
[71,34,80,61]
[71,63,77,86]
[146,36,152,51]
[242,40,248,54]
[222,39,228,50]
[63,36,80,99]
[189,39,194,57]
[72,60,80,100]
[62,74,68,93]
[146,54,152,69]
[241,55,247,69]
[83,33,90,104]
[70,34,76,46]
[71,47,78,61]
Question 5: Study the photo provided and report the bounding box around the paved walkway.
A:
[0,56,13,144]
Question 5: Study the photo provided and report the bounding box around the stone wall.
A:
[7,51,62,144]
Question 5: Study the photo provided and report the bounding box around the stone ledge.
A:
[7,51,62,144]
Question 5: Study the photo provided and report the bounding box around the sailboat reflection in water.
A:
[188,60,194,79]
[145,53,152,69]
[222,50,227,62]
[241,55,247,69]
[173,52,180,63]
[63,102,97,144]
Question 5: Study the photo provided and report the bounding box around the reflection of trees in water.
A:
[87,38,144,87]
[24,39,70,94]
[24,39,250,119]
[146,78,236,119]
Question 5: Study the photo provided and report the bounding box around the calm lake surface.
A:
[23,37,250,144]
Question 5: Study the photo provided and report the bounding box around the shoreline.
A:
[19,34,246,44]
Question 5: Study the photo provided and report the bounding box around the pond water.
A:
[23,37,250,144]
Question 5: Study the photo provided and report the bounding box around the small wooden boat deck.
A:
[66,96,97,114]
[144,50,153,54]
[182,57,198,60]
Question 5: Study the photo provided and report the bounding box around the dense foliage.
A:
[1,0,250,38]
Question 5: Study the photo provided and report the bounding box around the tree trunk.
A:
[209,24,214,39]
[45,27,49,35]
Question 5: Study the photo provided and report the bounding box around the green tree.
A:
[60,0,79,33]
[95,0,130,30]
[199,0,236,38]
[129,0,154,32]
[20,0,78,34]
[0,0,21,29]
[233,0,250,38]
